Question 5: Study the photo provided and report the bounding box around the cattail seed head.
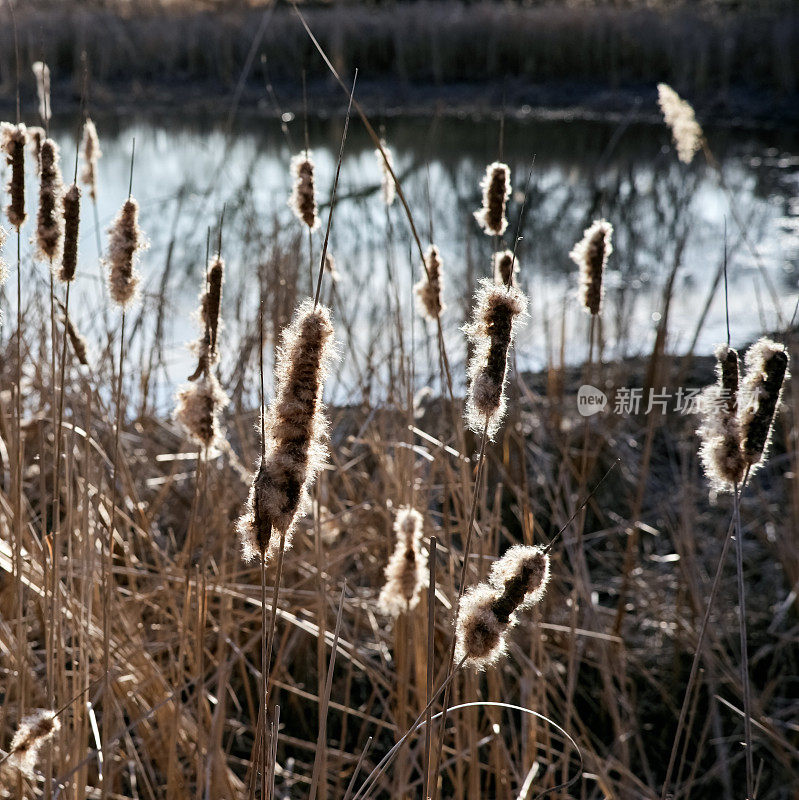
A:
[288,150,320,231]
[570,219,612,316]
[27,126,45,175]
[657,83,703,165]
[7,709,60,778]
[493,249,519,288]
[238,300,335,563]
[474,161,511,236]
[376,139,396,206]
[36,138,65,263]
[378,507,428,617]
[455,585,508,669]
[105,198,146,308]
[1,123,27,229]
[80,118,101,202]
[487,545,551,616]
[697,344,746,492]
[414,244,445,321]
[739,337,789,472]
[32,61,51,123]
[59,183,80,282]
[464,279,527,439]
[189,256,225,380]
[174,372,229,448]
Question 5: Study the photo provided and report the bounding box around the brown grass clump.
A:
[455,545,550,669]
[174,372,229,448]
[288,150,320,231]
[570,218,612,316]
[493,249,519,287]
[474,161,511,236]
[238,300,335,562]
[376,139,396,206]
[697,344,745,491]
[80,118,101,201]
[657,83,703,165]
[32,61,51,123]
[739,337,789,474]
[414,244,445,321]
[59,183,80,282]
[5,709,60,778]
[464,279,527,439]
[36,138,65,263]
[377,506,427,617]
[105,198,146,308]
[1,123,28,230]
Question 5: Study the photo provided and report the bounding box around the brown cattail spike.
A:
[7,709,60,778]
[174,372,229,448]
[188,256,224,381]
[378,507,427,617]
[657,83,703,165]
[36,138,65,263]
[288,151,320,231]
[238,300,335,563]
[697,344,745,492]
[414,244,445,321]
[105,198,146,308]
[464,279,527,439]
[474,161,511,236]
[60,183,81,282]
[493,249,519,288]
[27,126,45,175]
[570,219,613,316]
[80,118,101,202]
[1,123,27,229]
[739,338,789,473]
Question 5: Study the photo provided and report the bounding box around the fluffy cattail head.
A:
[80,118,101,201]
[1,123,27,229]
[32,61,51,123]
[378,507,427,617]
[487,545,551,619]
[105,198,146,308]
[188,256,225,381]
[657,83,703,165]
[464,279,527,439]
[414,244,445,321]
[7,709,60,778]
[27,126,45,174]
[288,150,320,231]
[493,249,519,287]
[570,219,612,316]
[59,183,80,282]
[174,372,229,448]
[697,344,746,492]
[36,138,65,263]
[238,300,335,563]
[376,140,396,206]
[455,585,508,669]
[474,161,511,236]
[739,338,789,472]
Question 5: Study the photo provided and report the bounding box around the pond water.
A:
[5,112,799,410]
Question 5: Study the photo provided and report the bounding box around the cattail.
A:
[376,139,396,206]
[32,61,51,123]
[36,138,65,263]
[238,300,335,563]
[188,256,224,380]
[739,338,789,474]
[464,279,527,439]
[60,309,89,366]
[1,123,27,229]
[323,251,340,283]
[455,545,550,669]
[377,507,427,617]
[59,183,80,282]
[105,198,146,308]
[493,249,519,287]
[27,126,45,175]
[288,150,319,231]
[6,709,60,778]
[570,219,613,316]
[657,83,703,165]
[414,244,445,321]
[474,161,511,236]
[80,118,101,201]
[0,225,7,286]
[174,372,229,448]
[697,344,745,492]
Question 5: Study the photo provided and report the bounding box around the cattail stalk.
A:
[474,161,511,236]
[414,244,445,321]
[657,83,703,165]
[378,507,427,616]
[570,219,612,316]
